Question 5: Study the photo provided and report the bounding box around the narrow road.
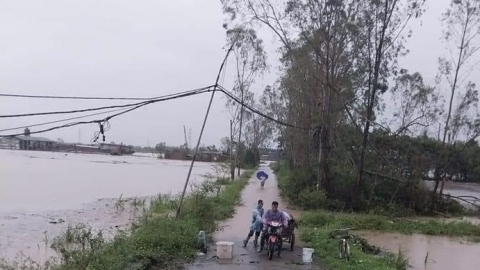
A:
[186,162,322,270]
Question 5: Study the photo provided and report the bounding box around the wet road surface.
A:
[186,163,323,270]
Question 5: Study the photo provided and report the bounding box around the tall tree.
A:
[389,71,441,136]
[354,0,425,204]
[433,0,480,198]
[225,26,267,178]
[221,0,364,192]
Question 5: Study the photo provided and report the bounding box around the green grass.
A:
[301,227,409,270]
[298,211,480,270]
[0,169,255,270]
[300,211,480,237]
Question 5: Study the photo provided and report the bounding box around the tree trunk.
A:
[236,86,245,176]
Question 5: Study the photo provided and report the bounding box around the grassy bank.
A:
[271,162,480,270]
[1,169,254,270]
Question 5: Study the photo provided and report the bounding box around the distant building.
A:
[16,135,55,150]
[0,135,55,151]
[165,149,188,160]
[259,148,280,161]
[197,151,228,162]
[0,136,20,150]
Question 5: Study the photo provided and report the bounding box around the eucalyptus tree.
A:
[353,0,426,203]
[389,72,441,137]
[224,26,267,178]
[221,0,364,193]
[433,0,480,197]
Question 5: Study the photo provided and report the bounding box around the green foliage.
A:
[243,147,260,168]
[300,228,403,270]
[3,170,255,270]
[300,212,480,237]
[273,139,468,215]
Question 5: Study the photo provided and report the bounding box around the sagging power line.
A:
[0,108,127,133]
[0,93,163,101]
[0,86,216,138]
[0,86,312,139]
[0,86,215,119]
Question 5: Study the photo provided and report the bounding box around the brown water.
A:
[358,230,480,270]
[357,181,480,270]
[0,149,214,263]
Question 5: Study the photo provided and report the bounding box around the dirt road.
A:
[186,163,322,270]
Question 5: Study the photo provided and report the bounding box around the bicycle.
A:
[332,228,352,260]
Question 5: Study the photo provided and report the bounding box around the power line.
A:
[0,86,215,138]
[218,86,314,131]
[0,93,162,101]
[0,108,127,133]
[0,84,311,139]
[0,86,214,119]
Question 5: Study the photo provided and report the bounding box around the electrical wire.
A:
[0,85,215,119]
[0,86,215,138]
[218,86,314,131]
[0,84,312,139]
[0,108,128,133]
[0,93,164,101]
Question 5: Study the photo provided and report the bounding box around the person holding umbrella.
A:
[256,171,269,188]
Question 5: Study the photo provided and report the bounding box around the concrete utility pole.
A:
[175,39,238,219]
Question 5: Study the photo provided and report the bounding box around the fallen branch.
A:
[433,211,452,218]
[442,194,480,209]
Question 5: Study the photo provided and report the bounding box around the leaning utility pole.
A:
[175,39,238,218]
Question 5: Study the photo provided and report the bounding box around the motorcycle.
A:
[265,221,283,260]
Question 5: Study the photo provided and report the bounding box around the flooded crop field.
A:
[0,149,214,263]
[358,230,480,270]
[358,181,480,270]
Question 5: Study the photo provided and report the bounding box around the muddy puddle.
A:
[358,230,480,270]
[0,150,214,263]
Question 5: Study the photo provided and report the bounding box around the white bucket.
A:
[302,248,314,263]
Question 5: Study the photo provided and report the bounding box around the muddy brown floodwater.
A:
[187,163,322,270]
[358,230,480,270]
[0,149,214,263]
[358,181,480,270]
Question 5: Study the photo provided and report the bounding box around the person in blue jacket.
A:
[242,199,264,248]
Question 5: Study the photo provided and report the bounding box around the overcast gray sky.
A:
[0,0,472,147]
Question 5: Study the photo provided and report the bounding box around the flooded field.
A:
[358,230,480,270]
[357,181,480,270]
[0,149,214,263]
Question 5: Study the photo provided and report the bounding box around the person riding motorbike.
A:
[258,201,287,252]
[242,199,264,247]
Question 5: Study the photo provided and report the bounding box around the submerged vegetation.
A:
[0,169,254,270]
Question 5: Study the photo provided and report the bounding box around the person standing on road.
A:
[242,199,264,248]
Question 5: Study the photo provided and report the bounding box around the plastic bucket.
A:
[302,248,314,263]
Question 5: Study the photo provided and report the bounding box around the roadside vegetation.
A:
[273,161,480,270]
[0,168,255,270]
